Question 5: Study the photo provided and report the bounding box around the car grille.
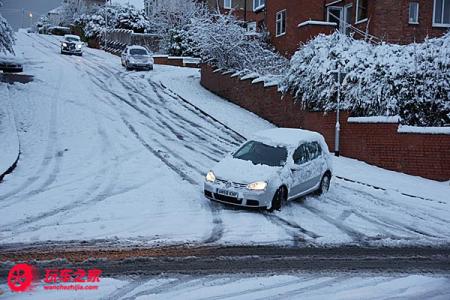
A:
[213,193,242,205]
[216,178,247,189]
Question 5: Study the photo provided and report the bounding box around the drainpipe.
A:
[244,0,247,28]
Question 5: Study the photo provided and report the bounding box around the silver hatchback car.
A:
[121,45,154,71]
[204,128,333,211]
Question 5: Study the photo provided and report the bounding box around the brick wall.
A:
[200,64,450,181]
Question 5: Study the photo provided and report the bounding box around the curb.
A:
[0,87,21,183]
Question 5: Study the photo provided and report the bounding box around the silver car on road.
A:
[121,45,154,71]
[204,128,333,211]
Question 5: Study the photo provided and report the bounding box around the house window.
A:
[409,2,419,24]
[224,0,232,9]
[356,0,368,23]
[276,10,286,37]
[253,0,265,11]
[433,0,450,26]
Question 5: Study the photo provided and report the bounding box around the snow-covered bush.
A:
[75,5,149,39]
[0,12,15,54]
[167,28,196,56]
[188,14,287,76]
[282,32,450,126]
[115,5,150,33]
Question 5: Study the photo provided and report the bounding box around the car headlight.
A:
[77,44,82,49]
[205,171,216,183]
[247,181,267,191]
[62,42,67,47]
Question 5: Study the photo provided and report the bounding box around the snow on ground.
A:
[151,66,274,138]
[0,85,19,176]
[0,32,449,248]
[2,273,450,300]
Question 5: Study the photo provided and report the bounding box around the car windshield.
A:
[65,37,80,42]
[233,141,287,167]
[130,48,148,56]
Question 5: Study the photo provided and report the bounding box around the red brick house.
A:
[205,0,266,31]
[266,0,450,56]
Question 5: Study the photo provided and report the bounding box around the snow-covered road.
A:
[0,33,449,248]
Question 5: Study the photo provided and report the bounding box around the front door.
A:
[290,144,314,197]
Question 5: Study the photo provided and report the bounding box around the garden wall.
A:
[200,64,450,181]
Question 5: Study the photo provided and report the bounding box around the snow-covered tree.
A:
[147,0,208,52]
[187,13,287,76]
[59,0,89,26]
[0,12,15,54]
[282,32,450,126]
[115,5,150,33]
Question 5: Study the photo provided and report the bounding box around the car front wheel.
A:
[268,186,286,212]
[317,173,331,195]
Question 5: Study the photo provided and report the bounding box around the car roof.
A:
[127,45,148,51]
[64,34,80,39]
[252,128,325,147]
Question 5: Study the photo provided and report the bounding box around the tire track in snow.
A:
[263,213,320,246]
[80,60,226,244]
[0,125,121,237]
[0,50,63,204]
[321,193,440,241]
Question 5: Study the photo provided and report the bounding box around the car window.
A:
[130,48,148,55]
[233,141,287,167]
[293,144,310,165]
[307,142,322,160]
[66,37,80,42]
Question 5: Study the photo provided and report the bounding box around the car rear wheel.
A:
[317,173,331,195]
[268,186,286,212]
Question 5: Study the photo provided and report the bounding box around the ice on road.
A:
[0,33,449,247]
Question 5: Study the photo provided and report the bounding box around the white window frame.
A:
[409,2,419,24]
[276,9,286,37]
[224,0,232,9]
[253,0,265,11]
[356,0,368,24]
[433,0,450,27]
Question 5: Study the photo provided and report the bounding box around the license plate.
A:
[217,189,238,197]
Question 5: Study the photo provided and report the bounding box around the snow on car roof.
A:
[64,35,80,39]
[128,45,148,50]
[252,128,325,147]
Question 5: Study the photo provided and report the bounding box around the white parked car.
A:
[121,46,154,71]
[60,34,83,56]
[204,128,333,211]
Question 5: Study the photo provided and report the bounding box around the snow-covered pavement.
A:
[2,273,450,300]
[0,33,449,248]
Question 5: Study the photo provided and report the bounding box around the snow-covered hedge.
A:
[75,5,149,38]
[282,32,450,127]
[187,14,288,77]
